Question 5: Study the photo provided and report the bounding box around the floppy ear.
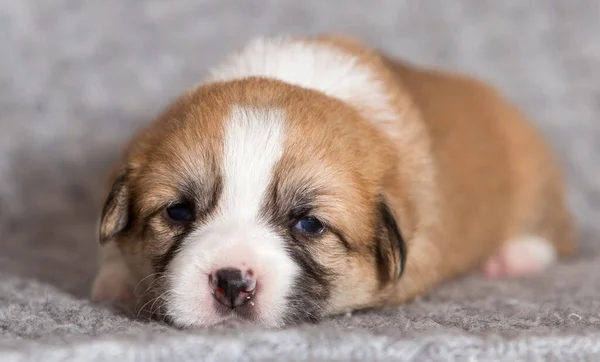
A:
[375,198,407,281]
[98,171,130,245]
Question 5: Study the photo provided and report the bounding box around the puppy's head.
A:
[98,78,411,327]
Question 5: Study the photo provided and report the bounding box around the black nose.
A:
[210,268,256,308]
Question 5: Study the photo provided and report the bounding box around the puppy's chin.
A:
[162,219,300,328]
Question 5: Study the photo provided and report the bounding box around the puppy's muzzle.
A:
[209,268,256,308]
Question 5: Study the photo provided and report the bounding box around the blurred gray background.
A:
[1,1,599,361]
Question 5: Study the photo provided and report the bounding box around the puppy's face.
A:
[99,79,408,327]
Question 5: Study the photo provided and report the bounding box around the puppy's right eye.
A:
[164,203,194,223]
[294,216,325,235]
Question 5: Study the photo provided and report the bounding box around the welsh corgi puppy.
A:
[91,34,576,327]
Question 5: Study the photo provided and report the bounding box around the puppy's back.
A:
[384,58,576,278]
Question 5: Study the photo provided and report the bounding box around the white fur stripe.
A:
[220,105,285,221]
[208,38,397,132]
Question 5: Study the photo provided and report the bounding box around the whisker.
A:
[145,274,168,291]
[133,273,161,294]
[134,275,168,313]
[136,296,159,319]
[148,290,172,320]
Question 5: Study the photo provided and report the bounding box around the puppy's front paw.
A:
[91,264,136,305]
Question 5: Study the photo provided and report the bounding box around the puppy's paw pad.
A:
[482,236,556,279]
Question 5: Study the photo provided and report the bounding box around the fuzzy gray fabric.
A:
[1,0,599,361]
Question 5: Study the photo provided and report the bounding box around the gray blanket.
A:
[1,1,599,361]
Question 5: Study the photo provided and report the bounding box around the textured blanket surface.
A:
[1,1,599,361]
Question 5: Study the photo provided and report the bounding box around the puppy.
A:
[91,34,577,327]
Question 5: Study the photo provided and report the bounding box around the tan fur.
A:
[94,34,577,321]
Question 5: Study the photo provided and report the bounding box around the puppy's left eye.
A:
[164,203,194,223]
[294,216,325,234]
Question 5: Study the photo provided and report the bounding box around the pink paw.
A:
[482,236,557,279]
